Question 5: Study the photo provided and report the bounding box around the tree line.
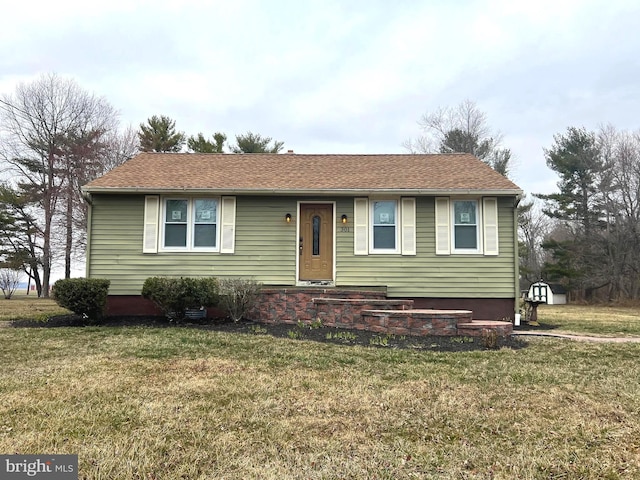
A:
[530,126,640,301]
[0,74,284,297]
[137,114,284,154]
[1,74,638,302]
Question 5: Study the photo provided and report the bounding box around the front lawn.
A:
[0,294,69,321]
[535,304,640,336]
[1,326,639,479]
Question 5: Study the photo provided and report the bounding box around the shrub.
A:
[0,268,22,299]
[218,278,262,322]
[141,276,219,321]
[52,278,110,321]
[481,329,499,349]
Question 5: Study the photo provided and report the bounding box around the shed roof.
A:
[83,152,522,195]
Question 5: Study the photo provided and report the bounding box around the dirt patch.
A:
[10,315,527,352]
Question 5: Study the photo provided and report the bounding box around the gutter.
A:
[82,186,525,197]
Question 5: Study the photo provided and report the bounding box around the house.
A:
[82,152,523,332]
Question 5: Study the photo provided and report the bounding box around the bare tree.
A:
[0,73,120,293]
[0,267,22,299]
[101,125,140,173]
[518,196,552,287]
[70,125,139,257]
[597,125,640,299]
[404,99,512,177]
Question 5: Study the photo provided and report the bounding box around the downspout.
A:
[84,192,93,279]
[513,195,521,319]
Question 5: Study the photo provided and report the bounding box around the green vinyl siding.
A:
[88,194,517,299]
[88,195,298,295]
[334,197,516,298]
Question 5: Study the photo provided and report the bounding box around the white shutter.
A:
[401,197,416,255]
[483,197,499,256]
[435,197,450,255]
[354,198,368,255]
[143,195,159,253]
[220,196,236,254]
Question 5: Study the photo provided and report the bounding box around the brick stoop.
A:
[457,320,513,337]
[249,288,388,324]
[361,309,473,337]
[248,288,513,338]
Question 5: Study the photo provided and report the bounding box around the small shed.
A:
[525,281,567,305]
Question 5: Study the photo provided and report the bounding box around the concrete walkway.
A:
[513,330,640,343]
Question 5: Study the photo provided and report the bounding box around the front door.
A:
[299,204,333,281]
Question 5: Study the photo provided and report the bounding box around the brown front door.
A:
[299,204,333,281]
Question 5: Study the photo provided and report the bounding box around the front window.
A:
[453,200,478,251]
[194,199,217,247]
[371,200,398,252]
[163,198,218,250]
[165,199,188,247]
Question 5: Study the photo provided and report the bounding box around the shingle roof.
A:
[83,152,522,194]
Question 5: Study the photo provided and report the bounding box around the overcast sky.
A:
[2,0,639,197]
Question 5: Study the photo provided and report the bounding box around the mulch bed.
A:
[9,315,527,352]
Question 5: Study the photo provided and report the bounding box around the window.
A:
[193,199,217,247]
[163,198,218,250]
[453,200,478,250]
[371,200,398,253]
[434,197,499,256]
[165,199,188,247]
[143,196,235,254]
[354,198,415,255]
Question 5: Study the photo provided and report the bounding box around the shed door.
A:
[299,204,333,281]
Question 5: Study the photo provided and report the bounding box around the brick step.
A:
[314,298,414,327]
[360,309,473,337]
[457,320,513,337]
[251,288,388,323]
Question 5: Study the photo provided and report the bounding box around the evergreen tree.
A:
[538,127,604,236]
[537,127,608,297]
[231,131,284,153]
[138,115,186,152]
[187,132,226,153]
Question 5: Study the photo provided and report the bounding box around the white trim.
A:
[220,196,236,254]
[353,198,369,255]
[435,197,450,255]
[143,195,159,253]
[482,197,499,256]
[401,197,416,255]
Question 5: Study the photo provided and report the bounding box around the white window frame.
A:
[451,198,482,254]
[369,198,400,254]
[161,197,220,252]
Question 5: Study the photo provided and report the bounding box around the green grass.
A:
[0,294,70,321]
[536,304,640,336]
[1,326,639,479]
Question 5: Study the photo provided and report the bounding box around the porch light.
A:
[341,214,348,224]
[285,213,292,223]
